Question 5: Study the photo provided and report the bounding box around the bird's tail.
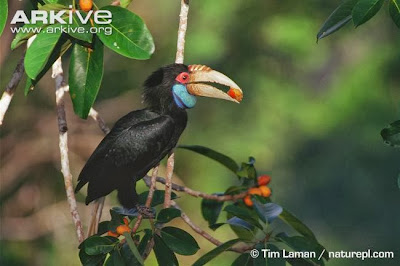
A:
[87,197,105,237]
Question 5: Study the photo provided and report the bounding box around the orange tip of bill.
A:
[227,88,243,102]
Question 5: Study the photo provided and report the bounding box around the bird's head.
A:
[143,64,243,112]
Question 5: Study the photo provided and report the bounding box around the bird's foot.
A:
[135,204,155,219]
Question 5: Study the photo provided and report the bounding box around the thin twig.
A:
[52,57,85,243]
[171,200,255,253]
[0,36,35,126]
[132,166,159,233]
[0,54,25,126]
[163,0,190,209]
[86,109,110,236]
[111,0,120,6]
[175,0,190,64]
[163,152,175,208]
[143,175,248,201]
[89,108,110,134]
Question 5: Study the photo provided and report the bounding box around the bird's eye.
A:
[176,72,190,84]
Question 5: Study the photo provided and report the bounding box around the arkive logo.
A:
[10,6,112,25]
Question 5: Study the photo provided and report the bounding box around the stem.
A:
[163,152,175,208]
[132,166,159,234]
[0,54,25,126]
[144,175,248,202]
[52,57,85,243]
[175,0,190,64]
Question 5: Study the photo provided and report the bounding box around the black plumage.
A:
[75,64,188,209]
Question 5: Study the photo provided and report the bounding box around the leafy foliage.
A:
[69,37,104,119]
[381,120,400,147]
[318,0,399,40]
[75,146,327,265]
[389,0,400,28]
[0,0,8,37]
[13,1,154,118]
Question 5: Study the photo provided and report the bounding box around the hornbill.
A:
[75,64,243,219]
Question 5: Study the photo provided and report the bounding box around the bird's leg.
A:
[135,204,155,219]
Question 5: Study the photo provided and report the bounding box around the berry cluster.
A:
[107,218,131,237]
[243,175,271,207]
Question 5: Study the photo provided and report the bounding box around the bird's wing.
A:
[75,110,176,203]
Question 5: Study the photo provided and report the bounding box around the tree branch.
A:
[132,166,159,233]
[52,57,85,243]
[0,54,25,126]
[163,152,175,208]
[89,108,110,134]
[171,200,256,253]
[0,36,35,126]
[175,0,190,64]
[164,0,190,210]
[143,175,248,201]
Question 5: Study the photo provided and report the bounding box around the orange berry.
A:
[259,186,271,197]
[116,225,131,235]
[107,231,119,237]
[257,175,271,186]
[123,218,129,226]
[227,88,243,102]
[248,187,262,196]
[243,195,253,207]
[79,0,93,12]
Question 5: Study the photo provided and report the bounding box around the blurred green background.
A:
[1,0,399,265]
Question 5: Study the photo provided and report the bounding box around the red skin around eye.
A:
[176,72,189,84]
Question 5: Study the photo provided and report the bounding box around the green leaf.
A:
[24,36,72,95]
[79,248,106,266]
[264,244,286,266]
[69,38,104,119]
[11,22,46,50]
[84,236,117,255]
[137,229,153,256]
[105,250,125,266]
[381,120,400,147]
[0,0,8,37]
[253,243,286,266]
[120,0,133,8]
[232,253,253,266]
[97,221,111,235]
[237,157,257,183]
[201,197,224,226]
[390,0,400,28]
[123,232,144,265]
[279,209,317,241]
[398,173,400,190]
[95,6,154,59]
[156,208,181,223]
[153,234,179,266]
[352,0,385,27]
[108,208,125,231]
[253,202,283,224]
[121,242,142,266]
[224,204,263,229]
[226,217,254,231]
[276,234,328,263]
[193,239,240,266]
[317,0,358,41]
[178,145,239,173]
[160,227,200,255]
[68,11,93,43]
[38,3,67,11]
[138,190,178,207]
[24,24,63,80]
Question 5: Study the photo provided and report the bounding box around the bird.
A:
[75,63,243,217]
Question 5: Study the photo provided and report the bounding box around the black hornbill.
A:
[75,64,243,210]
